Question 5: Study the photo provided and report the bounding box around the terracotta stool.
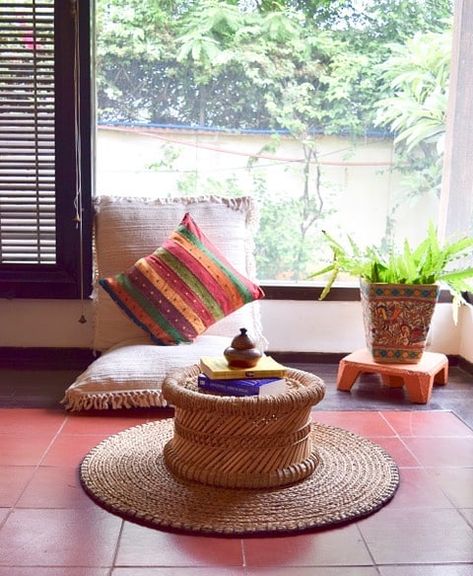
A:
[337,348,448,404]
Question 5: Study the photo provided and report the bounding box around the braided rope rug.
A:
[80,418,399,536]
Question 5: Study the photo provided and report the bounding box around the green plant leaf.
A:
[319,266,339,301]
[438,268,473,282]
[307,263,336,279]
[443,237,473,259]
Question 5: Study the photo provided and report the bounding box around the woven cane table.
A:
[161,365,325,489]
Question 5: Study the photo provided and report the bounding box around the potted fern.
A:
[309,224,473,364]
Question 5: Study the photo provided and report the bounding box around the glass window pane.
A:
[95,0,453,283]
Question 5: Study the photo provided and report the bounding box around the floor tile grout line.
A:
[421,464,473,469]
[0,506,13,534]
[110,518,126,570]
[378,407,473,437]
[377,410,400,438]
[376,561,473,567]
[240,538,247,569]
[0,415,70,512]
[28,414,69,467]
[375,409,473,438]
[392,434,423,467]
[383,434,473,438]
[452,413,473,432]
[0,564,115,569]
[111,563,246,570]
[355,521,379,569]
[457,508,473,531]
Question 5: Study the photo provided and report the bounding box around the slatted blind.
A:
[0,0,55,264]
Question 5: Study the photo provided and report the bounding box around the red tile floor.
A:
[0,407,472,575]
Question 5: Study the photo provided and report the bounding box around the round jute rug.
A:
[80,418,399,536]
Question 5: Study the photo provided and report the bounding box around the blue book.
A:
[197,373,287,397]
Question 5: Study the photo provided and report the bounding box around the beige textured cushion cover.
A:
[62,335,232,411]
[62,195,265,411]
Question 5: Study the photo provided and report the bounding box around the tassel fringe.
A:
[94,194,256,215]
[61,389,168,412]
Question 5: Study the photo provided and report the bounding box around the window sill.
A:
[260,283,453,303]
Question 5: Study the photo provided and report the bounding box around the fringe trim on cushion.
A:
[61,389,168,412]
[94,194,256,216]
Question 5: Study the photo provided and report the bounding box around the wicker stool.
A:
[162,365,325,489]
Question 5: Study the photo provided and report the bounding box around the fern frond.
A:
[319,266,340,301]
[438,267,473,283]
[309,222,473,306]
[307,263,336,279]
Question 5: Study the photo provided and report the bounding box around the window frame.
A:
[259,283,453,302]
[3,1,469,302]
[0,0,92,299]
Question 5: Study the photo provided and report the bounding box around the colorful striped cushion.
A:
[99,212,265,345]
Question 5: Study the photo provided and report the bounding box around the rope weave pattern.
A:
[162,366,325,488]
[80,418,400,535]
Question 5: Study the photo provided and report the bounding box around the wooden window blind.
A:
[0,0,92,298]
[0,0,55,265]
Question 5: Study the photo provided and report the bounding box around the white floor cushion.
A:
[63,195,267,411]
[62,335,231,411]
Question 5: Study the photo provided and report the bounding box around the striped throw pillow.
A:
[99,212,265,345]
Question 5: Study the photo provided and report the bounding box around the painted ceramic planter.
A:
[360,279,439,364]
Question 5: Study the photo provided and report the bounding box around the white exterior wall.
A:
[96,127,437,248]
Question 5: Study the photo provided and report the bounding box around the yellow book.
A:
[199,355,287,380]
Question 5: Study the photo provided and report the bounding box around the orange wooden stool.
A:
[336,348,448,404]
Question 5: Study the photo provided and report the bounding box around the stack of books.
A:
[198,355,287,397]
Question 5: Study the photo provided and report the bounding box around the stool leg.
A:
[381,375,405,388]
[434,362,448,386]
[404,374,434,404]
[337,361,362,391]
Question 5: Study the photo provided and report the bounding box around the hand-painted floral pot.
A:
[360,279,439,364]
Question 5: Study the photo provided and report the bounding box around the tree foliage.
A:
[376,29,451,153]
[374,26,451,239]
[96,0,452,132]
